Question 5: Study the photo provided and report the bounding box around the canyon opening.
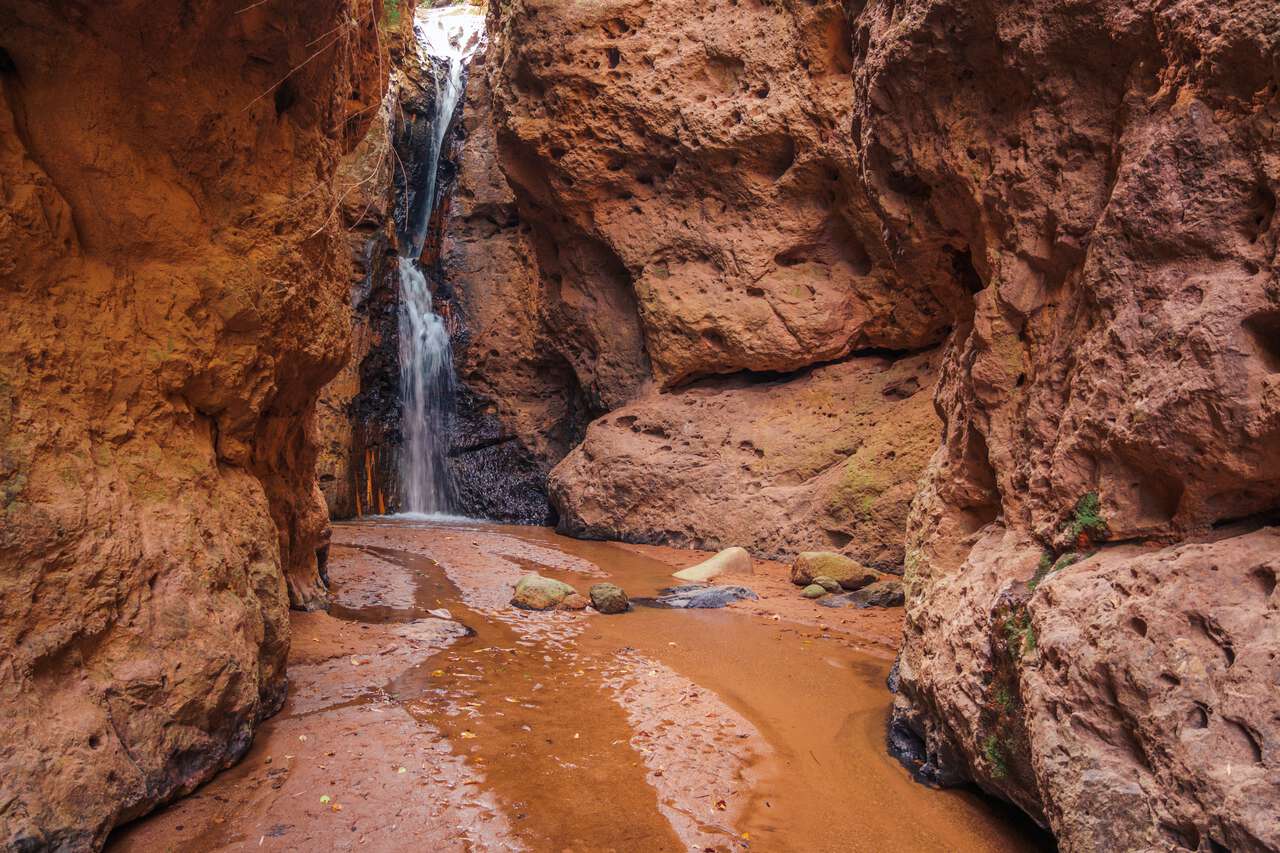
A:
[0,0,1276,852]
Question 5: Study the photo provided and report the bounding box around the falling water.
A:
[402,7,486,259]
[396,7,485,516]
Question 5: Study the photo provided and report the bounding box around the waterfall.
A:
[395,6,485,517]
[403,7,486,260]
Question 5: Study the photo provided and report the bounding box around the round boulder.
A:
[511,574,578,610]
[790,551,881,591]
[589,582,630,614]
[802,583,827,599]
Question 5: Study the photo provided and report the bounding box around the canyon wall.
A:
[872,0,1280,849]
[0,0,389,847]
[447,0,1279,848]
[437,0,954,562]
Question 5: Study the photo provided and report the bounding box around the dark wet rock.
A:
[848,580,905,608]
[886,717,963,788]
[790,552,881,590]
[811,576,843,593]
[589,583,630,614]
[647,585,759,609]
[511,574,577,610]
[802,584,827,599]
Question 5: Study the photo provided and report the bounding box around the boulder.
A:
[802,584,827,599]
[790,552,881,590]
[652,585,759,609]
[848,580,905,609]
[559,592,590,611]
[511,574,578,611]
[672,547,753,582]
[589,583,630,614]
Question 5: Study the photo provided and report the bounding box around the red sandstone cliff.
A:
[0,1,390,847]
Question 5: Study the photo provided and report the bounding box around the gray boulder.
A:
[589,582,630,614]
[652,585,759,609]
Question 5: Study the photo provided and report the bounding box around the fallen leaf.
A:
[715,799,727,811]
[320,795,331,804]
[397,767,407,774]
[431,669,446,677]
[298,735,308,743]
[460,731,477,739]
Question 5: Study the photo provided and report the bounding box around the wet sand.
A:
[109,519,1051,852]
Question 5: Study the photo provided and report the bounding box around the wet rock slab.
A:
[641,584,760,609]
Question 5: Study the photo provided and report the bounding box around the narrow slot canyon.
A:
[1,0,1277,852]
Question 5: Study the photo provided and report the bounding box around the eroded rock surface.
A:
[550,353,939,567]
[873,0,1280,848]
[0,1,387,847]
[454,0,1280,848]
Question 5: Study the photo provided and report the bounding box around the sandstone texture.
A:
[485,0,970,391]
[0,1,388,848]
[438,0,951,555]
[551,354,938,566]
[510,574,579,610]
[791,552,884,590]
[451,0,1280,848]
[867,0,1280,848]
[671,546,753,582]
[589,582,630,614]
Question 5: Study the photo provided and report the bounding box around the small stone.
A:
[802,584,827,599]
[589,582,630,614]
[652,584,759,609]
[811,575,843,593]
[558,592,590,611]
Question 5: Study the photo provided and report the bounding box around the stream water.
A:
[110,520,1052,852]
[396,7,485,516]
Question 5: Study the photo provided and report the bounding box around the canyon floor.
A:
[107,520,1050,852]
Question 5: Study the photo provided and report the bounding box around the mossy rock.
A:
[511,574,578,610]
[791,552,881,590]
[802,584,828,599]
[811,575,843,593]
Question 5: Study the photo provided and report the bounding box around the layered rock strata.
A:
[0,0,389,847]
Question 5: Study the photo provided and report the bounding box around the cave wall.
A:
[0,0,390,847]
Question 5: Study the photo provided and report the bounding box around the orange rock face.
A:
[454,0,1280,847]
[0,1,387,847]
[486,0,969,390]
[549,353,940,569]
[444,0,960,548]
[866,0,1280,848]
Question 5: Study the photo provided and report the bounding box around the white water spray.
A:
[396,6,485,516]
